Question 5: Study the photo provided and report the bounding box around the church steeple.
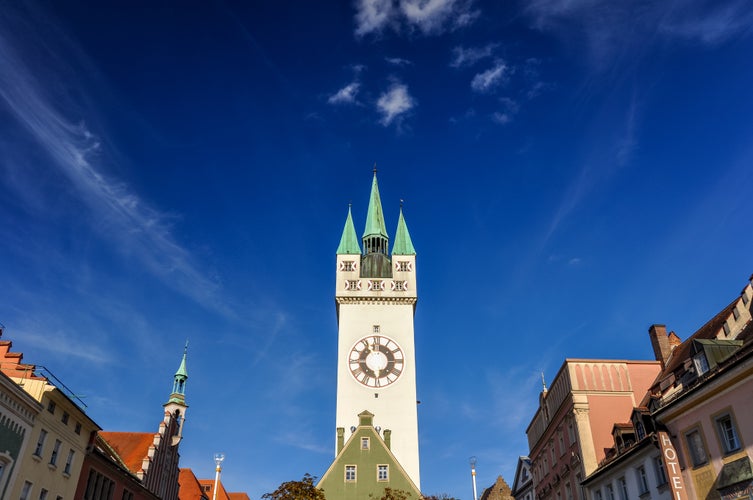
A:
[336,205,361,255]
[362,168,389,255]
[392,204,416,255]
[167,343,188,406]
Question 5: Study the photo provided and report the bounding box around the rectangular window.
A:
[373,325,380,334]
[743,293,750,305]
[397,261,410,271]
[716,414,741,453]
[377,465,389,481]
[39,489,48,500]
[64,450,75,475]
[368,280,384,291]
[50,440,61,466]
[341,261,355,271]
[565,482,573,500]
[47,400,56,414]
[345,465,356,482]
[74,422,81,435]
[61,412,69,425]
[361,437,370,450]
[84,469,115,500]
[568,420,576,445]
[20,481,32,500]
[605,484,614,500]
[593,491,602,500]
[618,477,628,500]
[733,305,741,320]
[685,429,708,466]
[637,466,649,494]
[122,491,134,500]
[723,321,731,335]
[35,430,48,456]
[654,456,667,485]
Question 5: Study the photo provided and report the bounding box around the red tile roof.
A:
[179,468,208,500]
[100,431,154,474]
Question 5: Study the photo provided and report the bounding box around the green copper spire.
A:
[167,342,188,405]
[392,205,416,255]
[336,205,361,255]
[362,168,389,255]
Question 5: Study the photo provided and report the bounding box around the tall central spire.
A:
[362,168,389,255]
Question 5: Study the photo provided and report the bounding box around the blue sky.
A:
[1,1,752,498]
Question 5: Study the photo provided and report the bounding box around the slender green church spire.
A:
[392,205,416,255]
[362,168,389,255]
[167,342,188,405]
[336,205,361,255]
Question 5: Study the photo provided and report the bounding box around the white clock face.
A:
[349,335,404,388]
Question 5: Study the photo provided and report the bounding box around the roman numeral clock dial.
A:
[348,335,404,388]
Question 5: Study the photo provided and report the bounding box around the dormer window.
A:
[693,352,710,376]
[636,421,646,440]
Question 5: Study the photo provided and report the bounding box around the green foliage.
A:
[370,487,413,500]
[261,473,326,500]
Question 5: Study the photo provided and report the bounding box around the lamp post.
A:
[212,453,225,500]
[469,456,478,500]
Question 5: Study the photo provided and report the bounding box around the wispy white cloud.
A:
[354,0,478,37]
[13,327,113,365]
[385,56,413,66]
[354,0,395,37]
[470,61,509,93]
[0,20,231,318]
[376,82,416,126]
[449,43,497,68]
[525,0,753,67]
[275,431,330,454]
[328,82,361,105]
[491,97,519,125]
[659,0,753,44]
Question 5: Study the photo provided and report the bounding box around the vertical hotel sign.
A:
[658,430,689,500]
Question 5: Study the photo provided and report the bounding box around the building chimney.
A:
[648,324,671,368]
[383,429,391,450]
[336,427,345,454]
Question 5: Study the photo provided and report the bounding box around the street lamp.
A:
[469,456,478,500]
[213,453,225,500]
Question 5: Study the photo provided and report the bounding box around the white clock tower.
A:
[334,169,420,488]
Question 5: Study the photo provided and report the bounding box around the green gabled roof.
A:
[392,207,416,255]
[317,411,421,500]
[336,205,361,255]
[362,171,389,240]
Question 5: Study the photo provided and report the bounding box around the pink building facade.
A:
[526,359,660,500]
